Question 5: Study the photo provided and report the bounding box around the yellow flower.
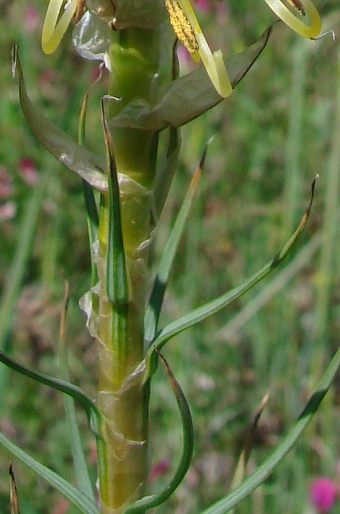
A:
[165,0,232,98]
[42,0,78,54]
[263,0,322,39]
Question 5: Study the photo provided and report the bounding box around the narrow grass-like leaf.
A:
[0,351,101,439]
[0,432,99,514]
[101,97,129,306]
[11,44,108,192]
[145,150,204,348]
[60,281,96,503]
[147,177,317,365]
[217,234,321,341]
[78,80,100,288]
[125,351,194,513]
[9,464,20,514]
[201,343,340,514]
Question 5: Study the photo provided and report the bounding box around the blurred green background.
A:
[1,0,340,512]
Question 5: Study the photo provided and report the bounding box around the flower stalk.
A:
[12,0,324,511]
[80,25,162,512]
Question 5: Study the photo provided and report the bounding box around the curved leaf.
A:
[109,24,274,131]
[11,44,108,192]
[147,176,316,363]
[125,352,194,513]
[0,350,101,439]
[0,431,99,514]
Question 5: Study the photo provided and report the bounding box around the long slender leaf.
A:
[146,177,317,368]
[145,150,204,348]
[125,352,194,513]
[217,234,321,341]
[201,343,340,514]
[0,432,99,514]
[11,44,108,192]
[60,281,96,503]
[79,83,100,288]
[0,351,101,438]
[101,97,129,306]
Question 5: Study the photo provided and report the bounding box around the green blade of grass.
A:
[60,281,96,503]
[200,342,340,514]
[0,431,99,514]
[145,149,204,348]
[147,177,317,362]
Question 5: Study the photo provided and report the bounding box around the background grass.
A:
[1,1,340,512]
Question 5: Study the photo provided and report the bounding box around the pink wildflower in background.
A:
[148,458,171,483]
[0,202,16,221]
[196,0,211,13]
[24,6,40,33]
[19,158,38,186]
[310,477,338,513]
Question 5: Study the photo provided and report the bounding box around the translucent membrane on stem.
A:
[174,0,232,98]
[42,0,77,54]
[263,0,322,38]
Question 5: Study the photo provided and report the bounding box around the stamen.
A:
[165,0,199,55]
[286,0,306,16]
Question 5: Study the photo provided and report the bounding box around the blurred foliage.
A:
[1,0,340,513]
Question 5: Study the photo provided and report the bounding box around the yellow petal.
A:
[42,0,77,54]
[263,0,322,39]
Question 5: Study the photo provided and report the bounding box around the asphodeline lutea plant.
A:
[4,0,338,514]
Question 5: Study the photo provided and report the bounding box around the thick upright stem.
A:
[93,27,160,513]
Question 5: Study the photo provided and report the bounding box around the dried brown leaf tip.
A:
[9,463,21,514]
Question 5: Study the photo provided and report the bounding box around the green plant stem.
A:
[92,27,161,513]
